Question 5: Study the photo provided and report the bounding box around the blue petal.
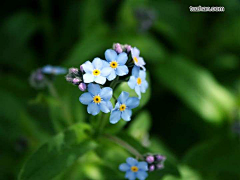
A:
[141,80,148,93]
[42,65,52,74]
[139,70,146,80]
[116,52,128,65]
[121,109,132,121]
[107,70,117,81]
[114,102,120,109]
[94,76,106,85]
[125,171,136,180]
[131,47,140,57]
[106,101,113,110]
[55,67,67,74]
[87,102,100,116]
[118,91,129,104]
[119,163,130,172]
[92,58,103,69]
[135,86,141,99]
[132,66,140,77]
[101,67,112,77]
[79,92,92,105]
[82,61,94,73]
[126,97,140,109]
[100,101,111,113]
[99,87,113,101]
[110,110,121,124]
[126,157,138,166]
[88,83,101,95]
[83,73,94,83]
[102,60,109,67]
[105,49,117,62]
[116,65,129,76]
[128,76,136,89]
[137,162,148,171]
[136,170,148,180]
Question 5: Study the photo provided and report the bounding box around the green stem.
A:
[104,134,144,160]
[47,81,73,126]
[95,113,108,136]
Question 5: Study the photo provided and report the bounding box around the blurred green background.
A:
[1,0,240,179]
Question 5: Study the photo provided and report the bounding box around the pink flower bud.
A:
[80,65,84,72]
[78,83,86,91]
[73,78,80,84]
[69,68,78,74]
[115,43,123,53]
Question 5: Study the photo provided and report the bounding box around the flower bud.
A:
[126,45,132,52]
[148,165,155,172]
[79,83,87,91]
[155,155,166,162]
[69,68,79,74]
[156,163,164,170]
[146,155,155,164]
[73,78,80,84]
[115,43,123,53]
[80,65,84,72]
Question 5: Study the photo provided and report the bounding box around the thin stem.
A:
[47,81,74,126]
[95,113,108,136]
[104,134,144,160]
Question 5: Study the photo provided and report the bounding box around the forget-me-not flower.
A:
[119,157,148,180]
[131,47,146,71]
[128,66,148,99]
[42,65,67,75]
[79,83,113,116]
[104,49,129,81]
[110,91,139,124]
[82,58,112,85]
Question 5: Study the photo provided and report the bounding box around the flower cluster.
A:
[66,43,148,124]
[65,43,163,180]
[144,154,166,172]
[30,65,67,89]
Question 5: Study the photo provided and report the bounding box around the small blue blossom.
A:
[110,91,139,124]
[42,65,67,75]
[131,47,146,71]
[82,58,112,85]
[79,83,113,116]
[128,66,148,99]
[119,157,148,180]
[104,49,129,81]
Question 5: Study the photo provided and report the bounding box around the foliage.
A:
[1,0,240,180]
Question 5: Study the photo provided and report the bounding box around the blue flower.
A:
[110,91,139,124]
[82,58,112,85]
[79,83,113,116]
[104,49,129,81]
[119,157,148,180]
[131,47,146,71]
[42,65,67,75]
[128,66,148,99]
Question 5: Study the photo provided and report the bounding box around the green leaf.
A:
[157,56,236,123]
[128,111,151,141]
[182,135,240,178]
[18,123,97,180]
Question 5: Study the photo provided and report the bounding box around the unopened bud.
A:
[146,155,154,164]
[79,83,86,91]
[148,165,155,172]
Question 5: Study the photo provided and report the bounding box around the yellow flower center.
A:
[131,166,138,172]
[133,57,138,63]
[93,69,100,76]
[110,61,118,69]
[119,104,126,111]
[93,95,101,104]
[137,77,142,85]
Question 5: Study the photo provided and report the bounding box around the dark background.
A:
[1,0,240,179]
